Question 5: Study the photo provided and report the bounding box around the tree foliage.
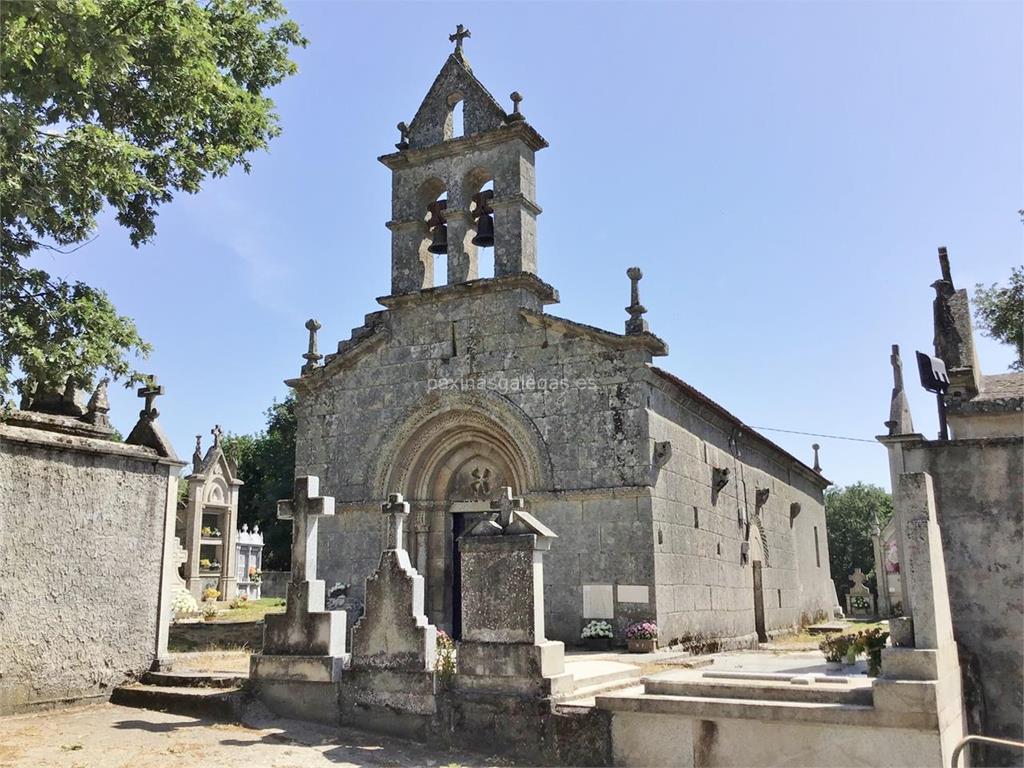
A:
[0,0,306,401]
[825,483,892,601]
[974,266,1024,372]
[222,395,296,570]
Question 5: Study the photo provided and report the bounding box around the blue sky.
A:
[35,1,1022,490]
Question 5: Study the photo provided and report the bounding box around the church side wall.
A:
[902,437,1023,763]
[0,428,174,715]
[645,383,834,647]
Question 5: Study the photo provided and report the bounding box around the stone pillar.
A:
[388,221,429,294]
[251,476,348,718]
[456,528,572,697]
[893,472,955,650]
[414,511,429,576]
[444,210,477,284]
[874,472,966,768]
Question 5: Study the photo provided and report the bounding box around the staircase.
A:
[111,670,248,721]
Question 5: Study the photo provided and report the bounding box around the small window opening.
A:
[445,93,465,140]
[716,542,722,556]
[657,529,663,545]
[693,506,699,528]
[813,526,821,568]
[777,589,783,608]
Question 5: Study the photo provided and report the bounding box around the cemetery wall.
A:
[646,372,835,646]
[902,436,1023,764]
[0,422,179,715]
[259,570,290,598]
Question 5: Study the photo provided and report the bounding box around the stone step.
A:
[141,671,246,689]
[110,684,247,721]
[644,677,873,706]
[565,660,643,691]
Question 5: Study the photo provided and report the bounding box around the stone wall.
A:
[646,375,835,645]
[0,423,180,714]
[259,570,290,599]
[902,436,1023,763]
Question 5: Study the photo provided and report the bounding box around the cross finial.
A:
[302,318,323,374]
[812,443,822,473]
[890,344,904,391]
[449,24,471,53]
[508,91,524,121]
[625,266,649,336]
[490,486,525,529]
[381,492,410,551]
[136,376,164,419]
[395,121,410,150]
[211,424,223,447]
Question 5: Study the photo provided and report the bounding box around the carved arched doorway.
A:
[379,406,542,634]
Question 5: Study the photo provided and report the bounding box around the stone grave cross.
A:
[137,376,164,418]
[449,24,471,53]
[382,493,410,551]
[491,486,525,528]
[849,567,869,595]
[278,476,335,582]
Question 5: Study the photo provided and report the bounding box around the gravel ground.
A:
[0,703,505,768]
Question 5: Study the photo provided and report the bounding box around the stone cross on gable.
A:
[211,424,223,446]
[382,492,410,551]
[449,24,471,53]
[491,486,525,528]
[137,376,164,419]
[278,476,335,582]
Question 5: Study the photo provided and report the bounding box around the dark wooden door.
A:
[752,561,767,643]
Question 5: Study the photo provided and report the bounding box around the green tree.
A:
[222,395,296,569]
[825,483,892,601]
[974,266,1024,371]
[1,0,306,402]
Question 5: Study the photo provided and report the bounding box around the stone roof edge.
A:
[646,365,830,489]
[286,325,392,392]
[379,120,548,169]
[520,309,669,356]
[1,422,184,468]
[190,443,243,485]
[377,272,559,309]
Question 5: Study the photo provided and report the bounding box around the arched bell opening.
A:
[416,177,448,287]
[464,167,495,279]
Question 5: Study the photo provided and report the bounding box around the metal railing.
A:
[951,734,1024,768]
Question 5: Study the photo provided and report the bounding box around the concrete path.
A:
[0,703,507,767]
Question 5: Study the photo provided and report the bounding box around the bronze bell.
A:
[471,212,494,248]
[427,223,448,255]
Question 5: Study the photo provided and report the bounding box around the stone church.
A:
[290,31,838,647]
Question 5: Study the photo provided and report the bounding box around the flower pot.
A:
[583,637,612,651]
[628,638,657,653]
[825,660,843,670]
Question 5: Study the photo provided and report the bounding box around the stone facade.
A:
[290,37,837,651]
[0,403,182,715]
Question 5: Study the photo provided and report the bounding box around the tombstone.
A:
[235,523,264,600]
[845,567,876,617]
[454,487,573,697]
[181,427,243,601]
[341,493,438,737]
[250,476,348,720]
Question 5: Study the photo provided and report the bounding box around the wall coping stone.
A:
[0,422,185,468]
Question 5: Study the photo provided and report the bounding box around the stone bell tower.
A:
[379,26,548,295]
